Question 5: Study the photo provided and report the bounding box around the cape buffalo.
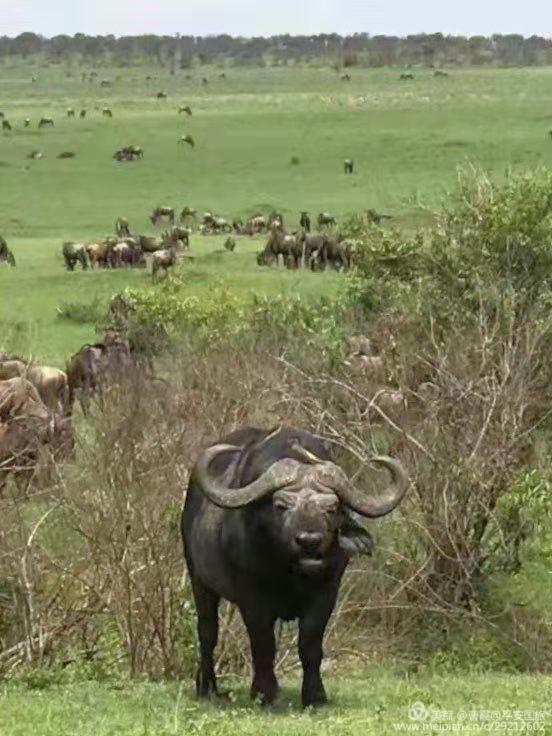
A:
[182,426,408,707]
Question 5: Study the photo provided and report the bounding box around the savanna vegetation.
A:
[2,52,552,733]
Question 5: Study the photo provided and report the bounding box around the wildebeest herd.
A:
[60,214,191,277]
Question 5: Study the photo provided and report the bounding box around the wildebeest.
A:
[162,225,190,249]
[108,241,146,269]
[28,150,43,160]
[137,234,164,253]
[182,426,408,707]
[62,242,88,271]
[434,69,449,78]
[300,211,311,232]
[67,107,75,118]
[178,105,192,116]
[2,120,12,131]
[152,246,178,279]
[257,229,302,268]
[38,117,54,128]
[102,107,113,118]
[156,91,168,99]
[202,77,209,85]
[100,79,111,87]
[344,159,354,174]
[317,212,337,228]
[80,109,87,119]
[180,206,197,224]
[66,333,132,413]
[0,360,70,416]
[57,151,76,159]
[86,241,112,268]
[151,206,175,225]
[0,236,16,267]
[400,73,414,80]
[0,377,74,492]
[115,217,131,238]
[224,237,236,252]
[178,134,195,148]
[341,73,351,81]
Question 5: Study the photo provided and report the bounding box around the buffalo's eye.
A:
[273,499,289,512]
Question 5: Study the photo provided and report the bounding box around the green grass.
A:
[2,64,552,360]
[1,670,551,736]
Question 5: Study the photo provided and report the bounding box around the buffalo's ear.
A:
[339,513,374,556]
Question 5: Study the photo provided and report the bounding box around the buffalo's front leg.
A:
[240,608,278,705]
[298,585,341,708]
[192,580,220,697]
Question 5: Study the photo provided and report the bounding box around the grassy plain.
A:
[2,65,552,362]
[2,670,551,736]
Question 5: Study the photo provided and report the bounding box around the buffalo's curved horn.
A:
[194,443,301,508]
[333,456,409,518]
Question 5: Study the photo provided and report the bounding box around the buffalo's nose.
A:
[295,531,323,552]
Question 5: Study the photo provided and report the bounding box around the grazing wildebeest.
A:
[102,107,113,118]
[80,109,87,118]
[2,120,12,131]
[178,134,195,148]
[182,426,408,707]
[151,206,175,225]
[124,145,143,158]
[28,150,43,160]
[180,206,197,224]
[246,215,267,234]
[86,241,112,269]
[341,73,351,81]
[24,118,31,128]
[0,377,74,492]
[434,69,449,77]
[344,159,354,174]
[156,91,168,99]
[314,236,354,272]
[152,246,178,279]
[224,237,236,252]
[100,79,111,87]
[137,234,163,253]
[67,107,75,118]
[400,73,414,80]
[0,360,70,416]
[108,241,146,269]
[38,117,54,128]
[257,229,302,268]
[0,236,16,267]
[299,211,311,233]
[57,151,76,159]
[62,242,88,271]
[163,225,190,249]
[317,212,337,228]
[115,217,131,238]
[178,105,193,116]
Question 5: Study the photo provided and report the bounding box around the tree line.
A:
[2,32,552,69]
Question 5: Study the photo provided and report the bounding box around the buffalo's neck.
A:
[222,512,346,619]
